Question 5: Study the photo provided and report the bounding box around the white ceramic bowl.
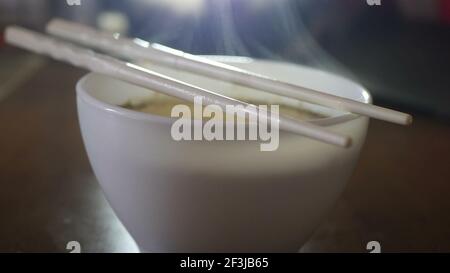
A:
[76,57,370,252]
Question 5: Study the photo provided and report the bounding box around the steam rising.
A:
[131,0,350,77]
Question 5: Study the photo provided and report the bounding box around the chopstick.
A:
[4,26,351,148]
[46,18,413,126]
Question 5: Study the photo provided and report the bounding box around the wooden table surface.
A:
[1,60,449,253]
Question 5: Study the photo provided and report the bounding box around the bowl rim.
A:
[76,57,372,127]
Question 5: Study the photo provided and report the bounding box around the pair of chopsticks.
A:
[4,19,412,148]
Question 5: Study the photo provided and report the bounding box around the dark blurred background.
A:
[0,0,449,252]
[1,0,449,118]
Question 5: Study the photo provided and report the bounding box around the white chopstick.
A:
[46,18,413,126]
[5,26,351,147]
